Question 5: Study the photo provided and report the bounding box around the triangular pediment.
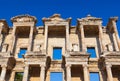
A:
[11,14,37,23]
[42,14,71,23]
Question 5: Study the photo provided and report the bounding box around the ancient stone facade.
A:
[0,14,120,81]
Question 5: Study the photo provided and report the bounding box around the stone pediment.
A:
[11,14,37,23]
[78,14,102,22]
[42,14,71,23]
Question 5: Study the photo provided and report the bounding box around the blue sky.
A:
[0,0,120,35]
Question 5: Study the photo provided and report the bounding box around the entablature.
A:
[24,51,46,58]
[100,51,120,66]
[66,51,89,65]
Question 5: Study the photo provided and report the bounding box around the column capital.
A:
[40,64,46,67]
[65,64,71,68]
[82,64,88,68]
[80,24,83,26]
[24,64,29,67]
[106,64,112,68]
[1,64,7,68]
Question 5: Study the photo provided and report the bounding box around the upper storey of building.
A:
[0,14,119,60]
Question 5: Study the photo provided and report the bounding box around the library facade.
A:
[0,14,120,81]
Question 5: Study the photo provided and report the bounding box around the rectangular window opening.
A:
[53,47,62,60]
[90,72,100,81]
[14,72,24,81]
[18,48,27,58]
[50,72,63,81]
[87,47,96,58]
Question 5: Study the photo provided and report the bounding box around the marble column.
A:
[66,24,70,52]
[98,25,106,52]
[0,65,7,81]
[112,20,120,51]
[112,33,119,51]
[106,64,113,81]
[80,24,86,52]
[44,25,48,54]
[83,64,89,81]
[9,26,16,53]
[0,24,3,35]
[0,24,3,51]
[66,64,71,81]
[9,70,15,81]
[40,64,45,81]
[22,64,29,81]
[28,26,34,52]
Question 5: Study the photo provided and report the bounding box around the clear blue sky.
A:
[0,0,120,35]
